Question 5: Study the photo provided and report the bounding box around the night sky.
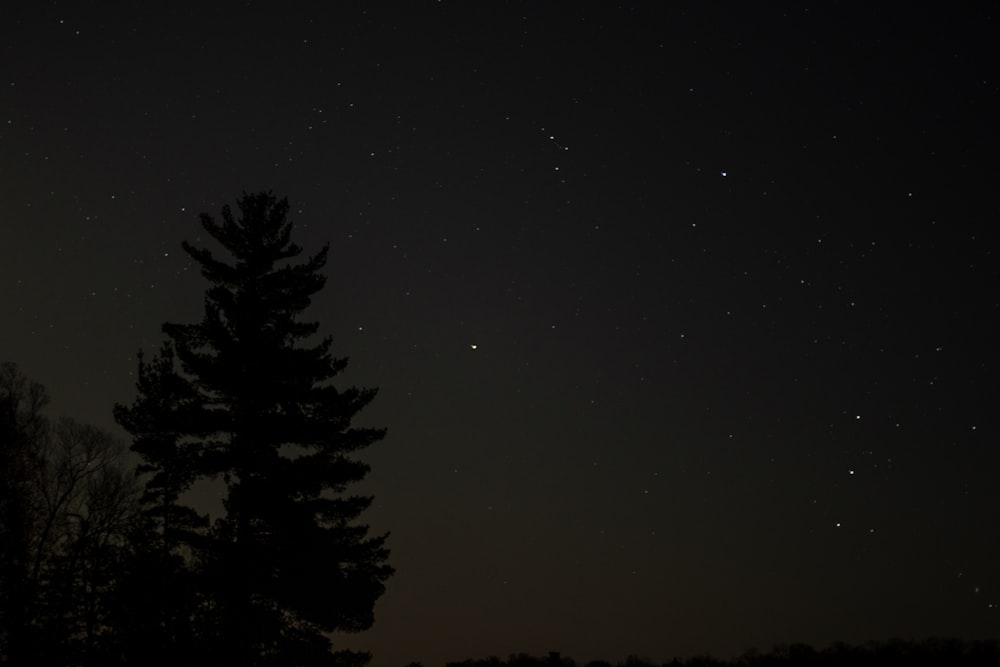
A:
[2,2,999,665]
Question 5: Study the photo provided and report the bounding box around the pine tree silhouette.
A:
[116,192,392,666]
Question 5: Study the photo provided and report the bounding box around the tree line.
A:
[0,192,392,666]
[439,640,1000,667]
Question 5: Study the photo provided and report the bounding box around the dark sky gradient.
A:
[2,2,999,665]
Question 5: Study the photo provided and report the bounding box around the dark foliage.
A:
[442,641,1000,667]
[115,191,393,666]
[0,362,49,663]
[1,363,140,665]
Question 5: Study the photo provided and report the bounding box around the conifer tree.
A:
[116,192,392,666]
[112,343,206,664]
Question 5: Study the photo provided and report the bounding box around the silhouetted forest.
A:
[1,193,390,666]
[437,640,1000,667]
